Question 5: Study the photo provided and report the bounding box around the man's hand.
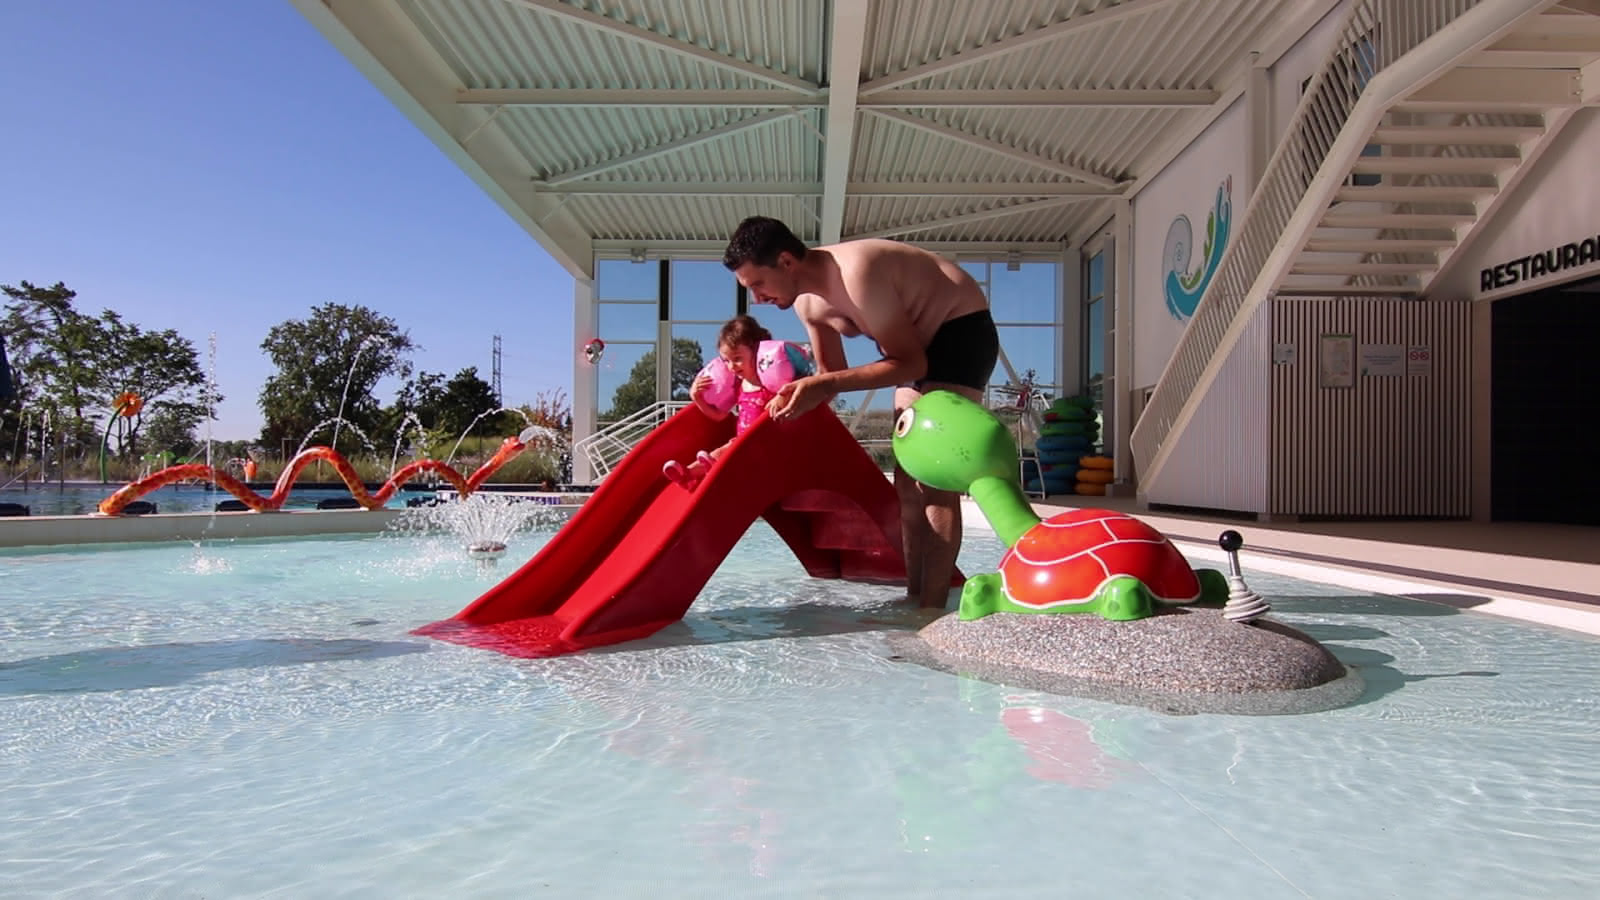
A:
[766,375,831,421]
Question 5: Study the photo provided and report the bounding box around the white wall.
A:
[1138,303,1271,513]
[1131,98,1248,389]
[1430,108,1600,302]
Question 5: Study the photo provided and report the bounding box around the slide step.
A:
[781,489,854,513]
[809,508,887,551]
[838,547,909,585]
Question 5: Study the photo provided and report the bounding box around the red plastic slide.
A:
[414,404,953,658]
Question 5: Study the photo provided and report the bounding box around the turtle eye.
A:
[894,408,915,438]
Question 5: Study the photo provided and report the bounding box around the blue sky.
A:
[0,0,574,440]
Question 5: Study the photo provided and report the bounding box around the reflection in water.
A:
[999,698,1139,790]
[894,679,1138,854]
[594,696,784,878]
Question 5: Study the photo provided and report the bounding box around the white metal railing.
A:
[573,400,690,480]
[1129,0,1540,486]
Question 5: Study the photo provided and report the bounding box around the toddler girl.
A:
[662,314,812,490]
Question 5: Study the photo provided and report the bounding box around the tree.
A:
[436,367,504,437]
[602,338,704,420]
[258,303,414,454]
[95,310,217,459]
[2,281,99,442]
[2,281,215,461]
[142,405,199,458]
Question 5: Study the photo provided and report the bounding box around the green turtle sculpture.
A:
[892,391,1229,622]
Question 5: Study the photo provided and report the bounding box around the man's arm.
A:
[802,311,848,374]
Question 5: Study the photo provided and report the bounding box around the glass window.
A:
[598,301,658,342]
[989,262,1058,325]
[597,342,658,422]
[1084,249,1106,397]
[670,260,736,321]
[997,325,1058,387]
[596,258,659,301]
[670,323,724,398]
[1085,299,1105,388]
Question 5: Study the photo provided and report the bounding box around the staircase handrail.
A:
[1129,0,1545,487]
[573,401,690,480]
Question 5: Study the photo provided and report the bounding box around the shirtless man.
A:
[721,216,999,609]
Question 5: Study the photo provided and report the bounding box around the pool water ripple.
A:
[1,523,1597,898]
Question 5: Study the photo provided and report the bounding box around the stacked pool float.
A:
[1024,396,1099,496]
[1071,395,1115,496]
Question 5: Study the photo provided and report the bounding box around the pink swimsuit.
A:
[734,382,775,434]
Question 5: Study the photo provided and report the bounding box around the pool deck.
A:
[1014,495,1600,637]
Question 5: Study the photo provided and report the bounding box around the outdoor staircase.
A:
[1131,0,1600,491]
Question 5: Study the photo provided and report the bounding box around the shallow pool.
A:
[1,518,1596,898]
[0,483,429,516]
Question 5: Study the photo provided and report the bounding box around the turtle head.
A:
[892,391,1017,493]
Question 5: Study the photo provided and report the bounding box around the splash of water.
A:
[36,409,51,482]
[388,412,428,478]
[516,424,569,449]
[205,333,217,479]
[386,491,568,570]
[295,417,378,457]
[333,336,384,457]
[12,408,28,464]
[444,407,537,469]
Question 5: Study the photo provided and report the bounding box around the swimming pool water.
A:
[0,483,427,516]
[2,518,1597,898]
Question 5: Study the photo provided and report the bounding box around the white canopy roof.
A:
[292,0,1335,277]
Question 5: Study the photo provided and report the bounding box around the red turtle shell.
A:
[999,508,1201,608]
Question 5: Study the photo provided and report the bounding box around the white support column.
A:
[572,275,598,485]
[1058,241,1082,397]
[819,0,869,244]
[1245,51,1272,201]
[1111,199,1135,487]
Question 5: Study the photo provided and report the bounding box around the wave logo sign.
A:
[1162,176,1233,322]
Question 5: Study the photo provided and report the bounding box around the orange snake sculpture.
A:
[98,432,537,516]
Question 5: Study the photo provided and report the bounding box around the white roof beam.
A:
[540,180,1124,196]
[547,181,822,195]
[453,88,1217,109]
[504,0,819,94]
[858,89,1218,108]
[538,109,802,186]
[851,181,1122,196]
[857,197,1095,240]
[458,88,821,107]
[858,0,1179,95]
[865,109,1121,187]
[594,239,1068,256]
[819,0,870,245]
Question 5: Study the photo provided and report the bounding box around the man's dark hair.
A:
[723,216,808,270]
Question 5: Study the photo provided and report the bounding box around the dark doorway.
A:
[1491,275,1600,525]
